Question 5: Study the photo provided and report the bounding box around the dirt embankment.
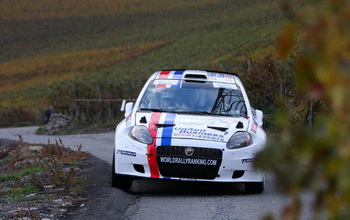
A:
[0,138,136,219]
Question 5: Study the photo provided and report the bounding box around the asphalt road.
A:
[0,126,314,220]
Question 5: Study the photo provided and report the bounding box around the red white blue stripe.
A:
[160,113,176,146]
[147,112,177,178]
[157,70,184,80]
[147,112,161,178]
[155,70,184,88]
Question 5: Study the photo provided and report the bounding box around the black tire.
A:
[245,181,265,194]
[112,151,132,190]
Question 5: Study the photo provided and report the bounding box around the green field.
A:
[0,0,287,109]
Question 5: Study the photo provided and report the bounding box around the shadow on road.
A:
[130,179,247,196]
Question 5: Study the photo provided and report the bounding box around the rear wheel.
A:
[112,151,132,190]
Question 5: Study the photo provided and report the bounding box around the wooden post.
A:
[75,101,79,123]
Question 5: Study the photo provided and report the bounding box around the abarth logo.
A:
[185,147,194,156]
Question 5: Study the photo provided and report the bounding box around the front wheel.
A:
[112,151,132,190]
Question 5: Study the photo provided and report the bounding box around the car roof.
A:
[161,69,239,77]
[153,69,240,83]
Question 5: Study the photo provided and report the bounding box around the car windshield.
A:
[138,79,247,117]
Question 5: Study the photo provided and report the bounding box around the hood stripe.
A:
[147,112,161,178]
[161,113,176,146]
[146,112,177,178]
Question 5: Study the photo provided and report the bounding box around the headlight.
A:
[130,126,153,144]
[226,132,252,149]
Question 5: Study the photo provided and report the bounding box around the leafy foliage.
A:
[255,0,350,219]
[234,54,296,129]
[0,107,37,127]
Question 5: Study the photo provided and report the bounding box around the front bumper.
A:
[114,137,265,183]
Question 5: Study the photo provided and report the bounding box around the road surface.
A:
[0,126,314,219]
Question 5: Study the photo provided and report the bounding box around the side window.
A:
[210,89,247,116]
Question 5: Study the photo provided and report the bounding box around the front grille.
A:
[156,146,223,179]
[157,146,223,158]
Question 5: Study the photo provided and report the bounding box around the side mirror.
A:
[120,100,126,111]
[124,102,134,117]
[255,109,264,127]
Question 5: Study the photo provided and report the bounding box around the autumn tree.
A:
[256,0,350,219]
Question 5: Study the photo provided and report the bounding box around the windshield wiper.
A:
[140,109,212,115]
[190,111,241,117]
[139,109,240,117]
[190,111,216,115]
[139,108,167,112]
[169,111,217,115]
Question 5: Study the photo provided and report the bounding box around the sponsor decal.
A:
[177,120,206,126]
[125,113,132,122]
[117,150,136,157]
[207,72,235,83]
[251,122,258,134]
[180,178,196,181]
[242,158,254,163]
[212,82,237,90]
[159,157,218,166]
[154,79,181,88]
[173,127,225,142]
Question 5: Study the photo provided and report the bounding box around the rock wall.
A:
[44,114,71,131]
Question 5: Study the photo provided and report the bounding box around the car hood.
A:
[135,112,249,142]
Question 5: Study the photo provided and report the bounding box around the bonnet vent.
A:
[184,74,207,83]
[184,74,207,79]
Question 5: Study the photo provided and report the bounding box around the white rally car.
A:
[112,70,267,193]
